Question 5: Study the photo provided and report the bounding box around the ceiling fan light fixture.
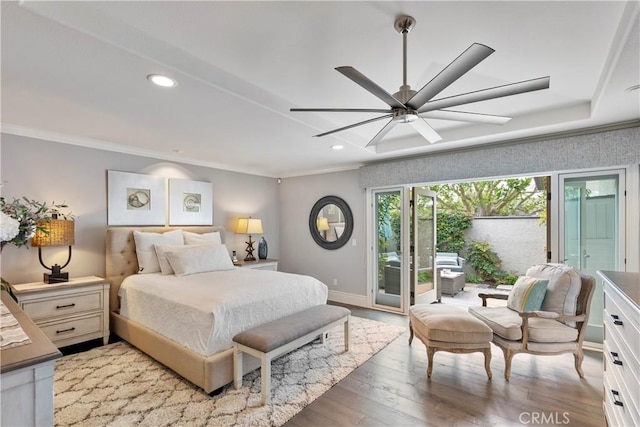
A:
[393,109,418,123]
[147,74,177,88]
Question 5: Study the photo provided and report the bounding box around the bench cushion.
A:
[233,305,350,353]
[410,304,492,344]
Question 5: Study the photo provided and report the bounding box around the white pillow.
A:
[154,244,185,275]
[133,230,184,274]
[183,231,222,245]
[165,244,234,276]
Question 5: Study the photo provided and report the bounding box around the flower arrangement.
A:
[0,197,71,250]
[1,197,73,299]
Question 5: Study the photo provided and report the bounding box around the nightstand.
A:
[236,259,278,271]
[10,276,110,348]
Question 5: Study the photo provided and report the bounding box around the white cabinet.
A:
[1,291,61,427]
[598,271,640,427]
[237,259,278,271]
[11,276,110,348]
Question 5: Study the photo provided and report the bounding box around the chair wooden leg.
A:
[502,348,514,381]
[483,348,492,380]
[408,321,414,344]
[426,346,435,378]
[574,350,585,378]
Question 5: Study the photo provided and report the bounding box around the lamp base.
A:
[44,272,69,284]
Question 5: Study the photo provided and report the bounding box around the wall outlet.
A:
[332,278,338,286]
[351,239,357,246]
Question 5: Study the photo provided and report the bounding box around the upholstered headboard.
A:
[105,226,226,313]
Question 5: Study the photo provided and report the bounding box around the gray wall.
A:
[279,170,366,297]
[0,134,279,285]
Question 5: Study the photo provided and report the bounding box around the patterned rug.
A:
[54,316,405,426]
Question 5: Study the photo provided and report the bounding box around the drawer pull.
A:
[610,314,623,326]
[56,327,76,334]
[611,390,623,407]
[56,303,76,309]
[610,351,623,366]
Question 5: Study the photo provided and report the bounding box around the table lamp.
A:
[31,215,75,283]
[235,217,263,261]
[316,217,330,239]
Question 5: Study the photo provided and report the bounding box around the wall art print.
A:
[169,179,213,225]
[107,170,166,225]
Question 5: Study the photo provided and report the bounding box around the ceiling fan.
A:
[291,15,550,147]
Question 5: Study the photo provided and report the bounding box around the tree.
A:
[431,178,545,217]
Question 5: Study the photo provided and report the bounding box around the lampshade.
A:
[316,217,330,231]
[31,219,75,247]
[235,217,263,234]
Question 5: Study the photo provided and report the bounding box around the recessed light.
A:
[331,145,344,150]
[147,74,177,88]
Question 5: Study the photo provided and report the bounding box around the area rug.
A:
[54,316,405,427]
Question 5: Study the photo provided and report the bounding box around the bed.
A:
[106,226,328,393]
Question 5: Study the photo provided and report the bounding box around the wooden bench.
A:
[233,304,351,405]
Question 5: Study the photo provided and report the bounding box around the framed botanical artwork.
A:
[169,179,213,225]
[107,170,166,225]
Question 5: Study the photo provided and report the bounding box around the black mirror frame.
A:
[309,195,354,250]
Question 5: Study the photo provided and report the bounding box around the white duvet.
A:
[118,268,328,356]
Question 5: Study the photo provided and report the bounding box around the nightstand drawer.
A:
[21,291,103,321]
[38,313,103,344]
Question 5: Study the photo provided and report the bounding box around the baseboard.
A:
[327,290,369,308]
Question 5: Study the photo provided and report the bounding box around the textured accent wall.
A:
[360,126,640,187]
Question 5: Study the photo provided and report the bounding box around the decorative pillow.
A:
[154,244,186,275]
[183,231,222,245]
[165,244,235,276]
[526,263,582,326]
[133,230,184,274]
[507,276,549,313]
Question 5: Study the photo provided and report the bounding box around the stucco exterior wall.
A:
[464,216,546,276]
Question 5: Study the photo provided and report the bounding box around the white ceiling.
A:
[2,1,639,178]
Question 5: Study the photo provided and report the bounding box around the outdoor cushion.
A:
[507,276,548,312]
[469,306,579,343]
[526,264,582,326]
[410,304,492,344]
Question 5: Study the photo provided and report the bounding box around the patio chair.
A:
[435,252,465,273]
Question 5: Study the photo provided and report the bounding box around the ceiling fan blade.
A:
[365,120,398,147]
[409,118,442,143]
[418,76,550,113]
[406,43,495,110]
[419,109,511,125]
[336,66,406,109]
[291,108,392,113]
[314,114,394,137]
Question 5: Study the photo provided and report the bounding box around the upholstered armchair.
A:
[469,264,595,380]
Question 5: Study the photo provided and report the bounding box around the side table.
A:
[10,276,110,348]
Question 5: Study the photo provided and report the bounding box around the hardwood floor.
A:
[285,304,605,427]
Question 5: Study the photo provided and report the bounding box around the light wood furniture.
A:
[471,266,595,380]
[599,270,639,427]
[408,304,493,379]
[233,304,350,405]
[1,291,61,427]
[107,226,260,394]
[11,276,110,348]
[236,258,278,271]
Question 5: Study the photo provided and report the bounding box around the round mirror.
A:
[309,195,353,250]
